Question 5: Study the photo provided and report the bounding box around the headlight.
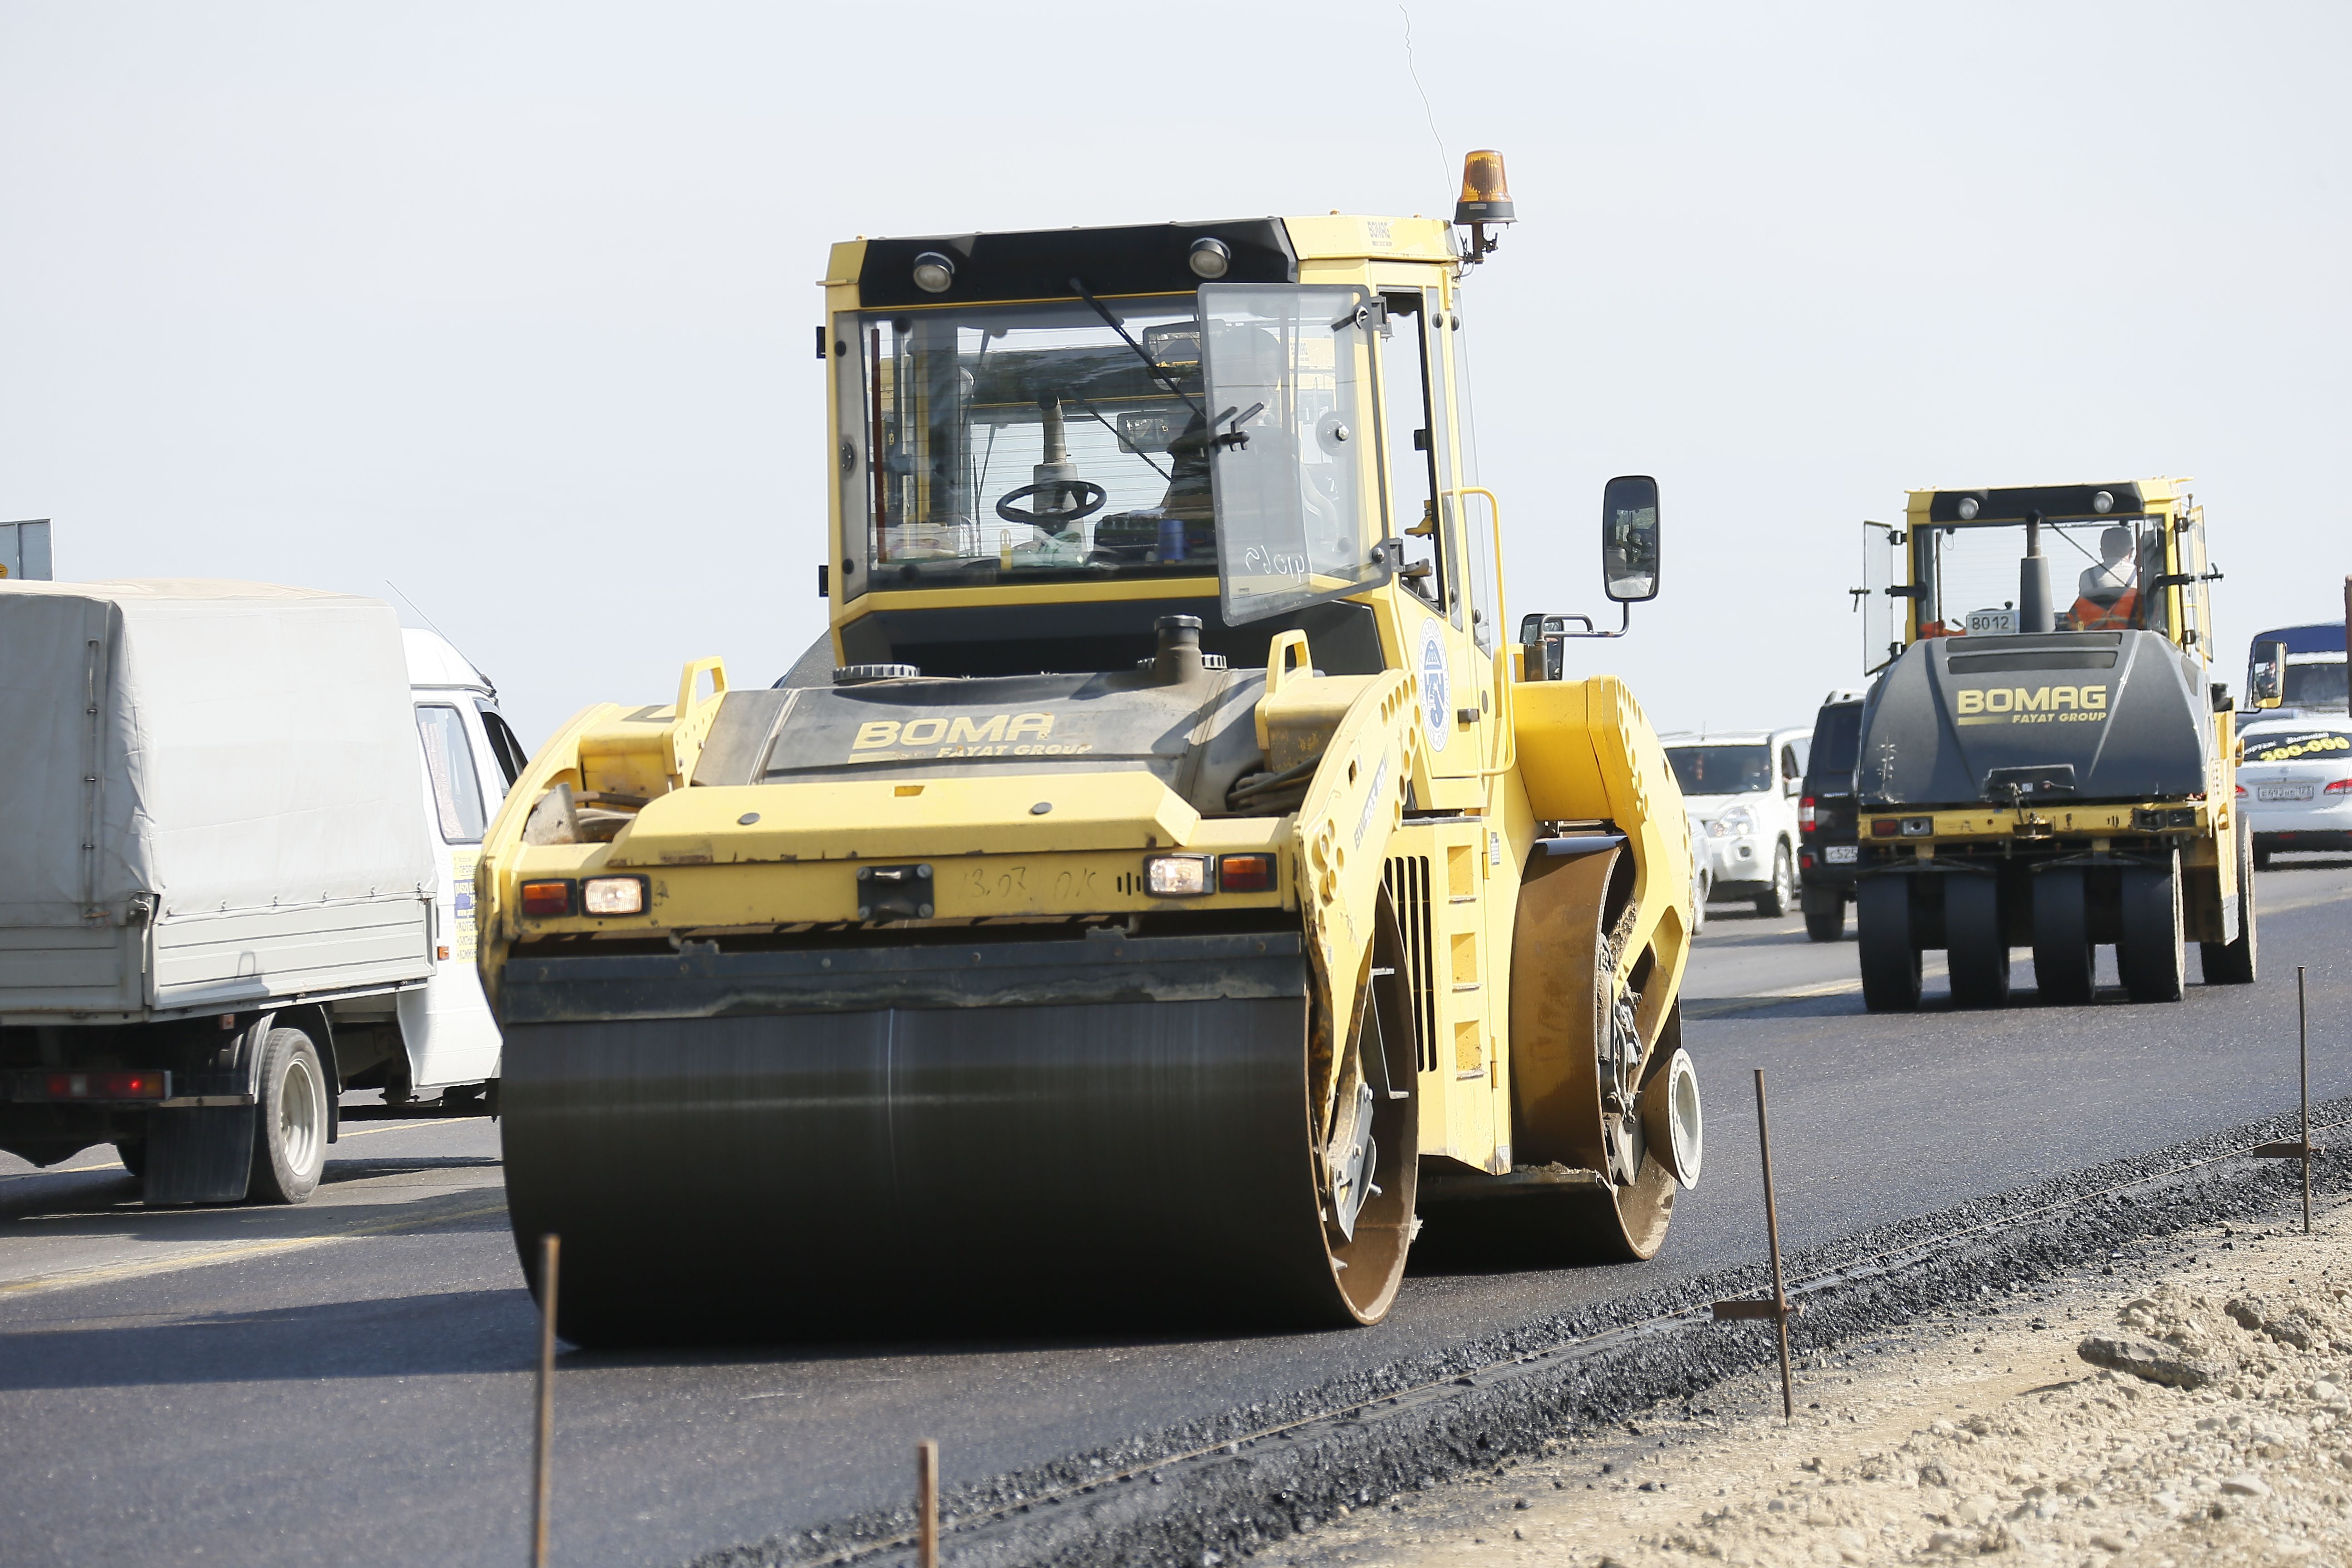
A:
[1713,806,1756,837]
[582,876,647,916]
[1144,854,1213,897]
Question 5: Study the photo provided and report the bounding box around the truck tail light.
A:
[1798,795,1816,831]
[1871,819,1901,838]
[520,880,573,917]
[38,1071,169,1101]
[1218,853,1274,892]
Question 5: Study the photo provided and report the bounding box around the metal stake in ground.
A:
[1712,1068,1801,1419]
[533,1234,559,1568]
[2252,965,2323,1234]
[916,1439,939,1568]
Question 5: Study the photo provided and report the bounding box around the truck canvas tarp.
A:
[0,579,436,1019]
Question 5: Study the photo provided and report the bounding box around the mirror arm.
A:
[1549,601,1633,639]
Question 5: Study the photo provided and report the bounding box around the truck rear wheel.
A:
[249,1027,328,1204]
[2117,850,2186,1004]
[1857,876,1921,1012]
[2030,867,2097,1005]
[2200,821,2258,985]
[1945,873,2010,1009]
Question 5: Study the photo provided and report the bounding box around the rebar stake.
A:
[916,1439,940,1568]
[1712,1068,1800,1420]
[2303,965,2313,1234]
[533,1233,560,1568]
[2252,966,2323,1231]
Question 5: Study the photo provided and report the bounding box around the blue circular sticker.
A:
[1418,617,1450,753]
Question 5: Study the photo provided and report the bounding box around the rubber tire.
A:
[2254,844,2273,871]
[1945,873,2011,1009]
[1753,842,1795,918]
[115,1138,148,1179]
[2201,820,2259,985]
[1800,885,1844,942]
[2030,867,2097,1006]
[249,1027,328,1204]
[1857,875,1922,1013]
[2117,850,2186,1004]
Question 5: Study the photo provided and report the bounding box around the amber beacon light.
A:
[1453,149,1515,263]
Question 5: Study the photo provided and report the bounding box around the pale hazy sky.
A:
[5,2,2345,748]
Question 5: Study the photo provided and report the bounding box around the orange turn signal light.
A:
[1217,853,1275,893]
[520,880,573,917]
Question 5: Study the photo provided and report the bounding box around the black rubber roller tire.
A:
[2117,848,2186,1004]
[2200,819,2258,985]
[1944,873,2010,1009]
[2031,867,2097,1006]
[1800,885,1845,942]
[1857,875,1922,1012]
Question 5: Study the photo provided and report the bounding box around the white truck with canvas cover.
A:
[0,579,517,1204]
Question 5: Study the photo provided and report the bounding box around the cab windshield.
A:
[838,298,1212,591]
[1912,517,2170,638]
[1666,745,1772,796]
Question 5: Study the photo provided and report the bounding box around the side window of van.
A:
[477,704,528,792]
[416,705,488,843]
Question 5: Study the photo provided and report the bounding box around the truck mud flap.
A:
[498,933,1343,1344]
[144,1105,255,1205]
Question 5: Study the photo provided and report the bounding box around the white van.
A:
[1660,727,1812,916]
[0,582,518,1203]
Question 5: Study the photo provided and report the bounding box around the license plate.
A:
[1825,844,1858,864]
[2256,783,2315,801]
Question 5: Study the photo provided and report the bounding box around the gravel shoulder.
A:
[1283,1203,2352,1567]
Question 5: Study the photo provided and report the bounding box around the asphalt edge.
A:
[691,1095,2350,1568]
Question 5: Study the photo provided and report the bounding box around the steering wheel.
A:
[996,481,1108,527]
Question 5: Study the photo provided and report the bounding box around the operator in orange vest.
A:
[2068,524,2139,630]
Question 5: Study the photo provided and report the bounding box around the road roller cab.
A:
[476,167,1707,1344]
[1850,480,2255,1011]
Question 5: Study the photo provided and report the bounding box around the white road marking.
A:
[0,1200,508,1298]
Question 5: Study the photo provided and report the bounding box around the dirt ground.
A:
[1279,1201,2352,1567]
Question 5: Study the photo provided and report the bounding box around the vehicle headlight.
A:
[1144,854,1212,897]
[1713,806,1756,838]
[582,876,647,916]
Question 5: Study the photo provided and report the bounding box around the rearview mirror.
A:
[1602,475,1661,603]
[2250,640,2287,709]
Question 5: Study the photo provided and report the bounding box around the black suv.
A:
[1796,691,1865,941]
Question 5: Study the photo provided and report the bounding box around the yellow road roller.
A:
[477,157,1704,1343]
[1852,480,2255,1009]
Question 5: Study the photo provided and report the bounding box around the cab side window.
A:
[477,703,528,792]
[416,704,488,843]
[1377,289,1445,612]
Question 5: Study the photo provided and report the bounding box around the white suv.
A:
[1661,727,1812,917]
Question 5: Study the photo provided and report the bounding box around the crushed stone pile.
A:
[1284,1215,2351,1567]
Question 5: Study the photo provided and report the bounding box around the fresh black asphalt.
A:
[3,859,2345,1568]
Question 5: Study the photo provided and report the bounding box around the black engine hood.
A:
[1856,630,2210,808]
